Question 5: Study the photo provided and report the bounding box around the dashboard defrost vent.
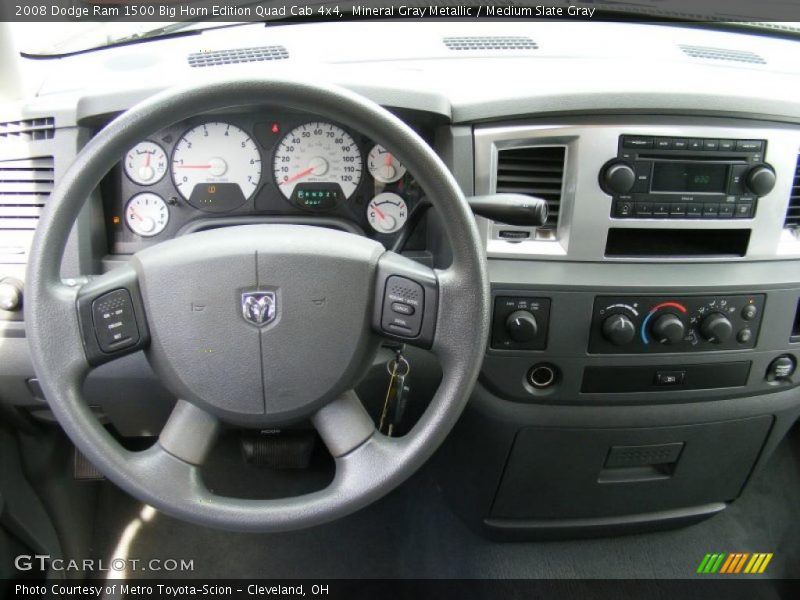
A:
[0,156,54,264]
[444,36,537,51]
[496,146,565,229]
[679,45,766,65]
[0,117,55,141]
[784,154,800,229]
[188,46,289,67]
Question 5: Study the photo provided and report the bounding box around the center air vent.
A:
[495,146,566,229]
[0,118,55,141]
[679,45,766,65]
[784,154,800,229]
[444,36,537,51]
[188,46,289,68]
[0,156,54,264]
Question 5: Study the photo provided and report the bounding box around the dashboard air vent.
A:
[0,156,54,264]
[188,46,289,67]
[496,146,565,229]
[444,36,537,51]
[679,45,766,65]
[0,118,55,141]
[784,154,800,229]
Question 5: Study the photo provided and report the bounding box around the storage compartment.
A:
[490,416,772,520]
[605,228,750,257]
[581,362,750,393]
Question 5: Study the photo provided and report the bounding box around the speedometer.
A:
[273,122,362,210]
[171,122,261,212]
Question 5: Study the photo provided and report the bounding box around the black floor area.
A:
[89,426,800,580]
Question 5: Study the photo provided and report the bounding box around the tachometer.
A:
[171,122,261,212]
[273,122,362,209]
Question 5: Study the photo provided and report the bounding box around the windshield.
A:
[9,1,800,57]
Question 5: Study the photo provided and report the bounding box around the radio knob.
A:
[505,310,538,343]
[700,312,733,344]
[601,161,636,195]
[602,313,636,346]
[745,164,776,196]
[651,313,685,345]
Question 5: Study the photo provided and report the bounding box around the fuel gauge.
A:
[367,192,408,234]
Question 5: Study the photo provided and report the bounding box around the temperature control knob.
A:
[651,313,685,345]
[602,313,636,346]
[600,161,636,195]
[700,312,733,344]
[745,164,776,197]
[505,310,538,343]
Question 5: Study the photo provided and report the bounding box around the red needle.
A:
[373,205,386,220]
[176,164,211,169]
[385,153,393,168]
[280,166,315,185]
[145,152,151,168]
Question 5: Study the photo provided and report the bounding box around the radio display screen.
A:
[651,163,729,193]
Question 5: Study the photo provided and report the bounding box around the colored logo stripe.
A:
[697,553,773,574]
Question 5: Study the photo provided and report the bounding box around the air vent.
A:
[0,118,55,141]
[0,156,54,264]
[188,46,289,68]
[679,45,766,65]
[784,154,800,229]
[444,36,537,51]
[496,146,566,229]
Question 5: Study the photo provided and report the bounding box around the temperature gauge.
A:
[124,141,167,185]
[367,192,408,234]
[125,193,169,237]
[367,145,407,184]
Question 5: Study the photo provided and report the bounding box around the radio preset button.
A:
[703,203,719,217]
[634,202,653,216]
[654,203,670,216]
[669,203,687,216]
[687,204,703,217]
[718,204,734,218]
[623,136,654,149]
[736,140,764,152]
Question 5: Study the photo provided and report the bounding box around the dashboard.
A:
[102,109,434,255]
[3,19,800,539]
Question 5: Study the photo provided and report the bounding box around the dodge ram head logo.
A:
[241,291,276,326]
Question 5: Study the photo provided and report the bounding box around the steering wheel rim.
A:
[24,78,490,532]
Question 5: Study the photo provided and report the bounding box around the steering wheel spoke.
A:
[312,390,376,458]
[371,251,439,349]
[158,399,220,465]
[74,263,150,367]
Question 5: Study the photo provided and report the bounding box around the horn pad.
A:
[133,225,384,426]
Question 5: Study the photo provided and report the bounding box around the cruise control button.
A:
[391,302,415,316]
[91,289,139,353]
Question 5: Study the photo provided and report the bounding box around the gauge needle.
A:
[373,205,386,220]
[176,164,212,169]
[280,166,315,185]
[145,152,151,168]
[385,153,393,167]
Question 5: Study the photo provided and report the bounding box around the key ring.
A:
[386,355,411,378]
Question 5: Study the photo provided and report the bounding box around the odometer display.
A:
[273,122,362,206]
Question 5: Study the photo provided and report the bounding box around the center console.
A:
[438,116,800,538]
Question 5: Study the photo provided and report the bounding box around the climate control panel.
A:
[589,295,765,354]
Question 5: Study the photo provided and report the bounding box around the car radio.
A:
[600,135,776,220]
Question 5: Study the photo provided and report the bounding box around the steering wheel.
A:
[24,79,489,532]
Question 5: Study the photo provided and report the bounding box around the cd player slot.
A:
[605,228,750,258]
[638,154,747,162]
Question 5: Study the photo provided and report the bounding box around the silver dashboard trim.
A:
[474,116,800,262]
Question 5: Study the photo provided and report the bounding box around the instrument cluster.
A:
[105,111,428,253]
